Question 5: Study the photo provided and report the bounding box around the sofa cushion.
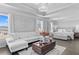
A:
[19,36,43,43]
[7,39,28,52]
[9,32,43,43]
[15,32,40,39]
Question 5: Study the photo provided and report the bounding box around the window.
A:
[0,15,8,26]
[36,20,44,32]
[50,22,54,33]
[0,15,8,39]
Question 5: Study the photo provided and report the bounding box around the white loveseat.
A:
[6,32,43,53]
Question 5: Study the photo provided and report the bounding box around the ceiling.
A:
[5,3,74,15]
[2,3,79,20]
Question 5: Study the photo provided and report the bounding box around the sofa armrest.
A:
[6,37,15,44]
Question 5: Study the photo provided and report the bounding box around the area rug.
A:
[18,45,66,55]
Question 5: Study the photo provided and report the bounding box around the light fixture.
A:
[38,5,48,12]
[34,3,48,16]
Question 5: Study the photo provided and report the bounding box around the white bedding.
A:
[53,32,74,40]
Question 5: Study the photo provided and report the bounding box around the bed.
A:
[53,28,74,40]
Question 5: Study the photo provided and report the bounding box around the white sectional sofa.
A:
[6,32,43,53]
[6,37,28,53]
[12,32,43,43]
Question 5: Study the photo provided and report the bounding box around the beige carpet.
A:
[18,45,66,55]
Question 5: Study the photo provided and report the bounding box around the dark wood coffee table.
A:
[32,41,56,55]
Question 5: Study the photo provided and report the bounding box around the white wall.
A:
[13,14,36,32]
[1,3,79,33]
[0,4,36,33]
[50,4,79,28]
[57,19,79,28]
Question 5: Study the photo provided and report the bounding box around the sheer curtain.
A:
[36,20,44,32]
[50,22,54,33]
[40,21,44,32]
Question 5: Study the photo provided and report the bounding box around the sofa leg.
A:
[11,47,28,55]
[11,52,19,55]
[26,48,28,50]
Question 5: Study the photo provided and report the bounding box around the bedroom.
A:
[0,3,79,55]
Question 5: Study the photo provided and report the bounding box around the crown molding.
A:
[47,4,75,15]
[0,3,38,16]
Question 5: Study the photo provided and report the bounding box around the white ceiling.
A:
[1,3,79,21]
[5,3,74,15]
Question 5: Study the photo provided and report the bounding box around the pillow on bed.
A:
[58,29,63,32]
[62,29,66,32]
[57,29,67,32]
[67,29,73,32]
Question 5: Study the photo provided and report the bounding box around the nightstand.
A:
[74,32,79,38]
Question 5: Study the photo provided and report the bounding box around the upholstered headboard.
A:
[56,27,75,32]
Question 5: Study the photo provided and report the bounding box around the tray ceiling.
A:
[1,3,79,20]
[6,3,74,15]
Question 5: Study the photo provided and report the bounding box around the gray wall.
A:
[0,4,36,33]
[50,4,79,28]
[57,19,79,28]
[13,14,36,32]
